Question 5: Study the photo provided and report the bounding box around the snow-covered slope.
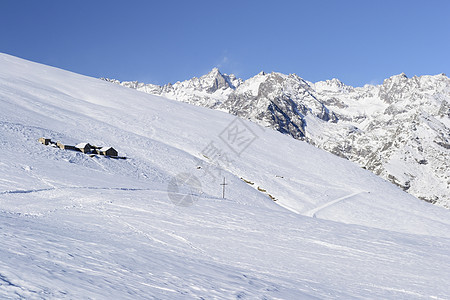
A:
[107,69,450,208]
[1,53,450,299]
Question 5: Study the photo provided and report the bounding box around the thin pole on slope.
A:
[221,177,228,199]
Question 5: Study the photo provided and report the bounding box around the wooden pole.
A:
[220,177,228,199]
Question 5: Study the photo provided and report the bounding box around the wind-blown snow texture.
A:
[106,69,450,208]
[1,53,450,299]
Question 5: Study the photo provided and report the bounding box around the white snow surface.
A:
[1,53,449,299]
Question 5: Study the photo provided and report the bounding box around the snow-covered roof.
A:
[75,142,91,148]
[100,146,114,151]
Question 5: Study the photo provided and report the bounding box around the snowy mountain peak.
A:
[197,67,231,93]
[383,72,409,85]
[314,78,351,93]
[209,66,221,74]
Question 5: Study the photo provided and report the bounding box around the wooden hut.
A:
[75,142,93,153]
[99,146,118,157]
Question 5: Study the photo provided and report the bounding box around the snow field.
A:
[0,53,449,299]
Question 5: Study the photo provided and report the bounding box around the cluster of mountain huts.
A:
[38,137,124,158]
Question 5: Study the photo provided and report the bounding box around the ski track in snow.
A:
[0,186,164,195]
[303,191,367,217]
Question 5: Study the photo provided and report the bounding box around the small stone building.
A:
[99,146,118,157]
[57,141,76,150]
[56,141,65,149]
[38,137,51,145]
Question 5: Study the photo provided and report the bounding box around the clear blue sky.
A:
[1,0,449,86]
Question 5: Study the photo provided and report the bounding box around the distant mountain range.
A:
[103,69,450,208]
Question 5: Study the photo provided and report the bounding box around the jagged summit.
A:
[198,67,230,93]
[105,70,450,208]
[383,72,409,85]
[314,78,352,93]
